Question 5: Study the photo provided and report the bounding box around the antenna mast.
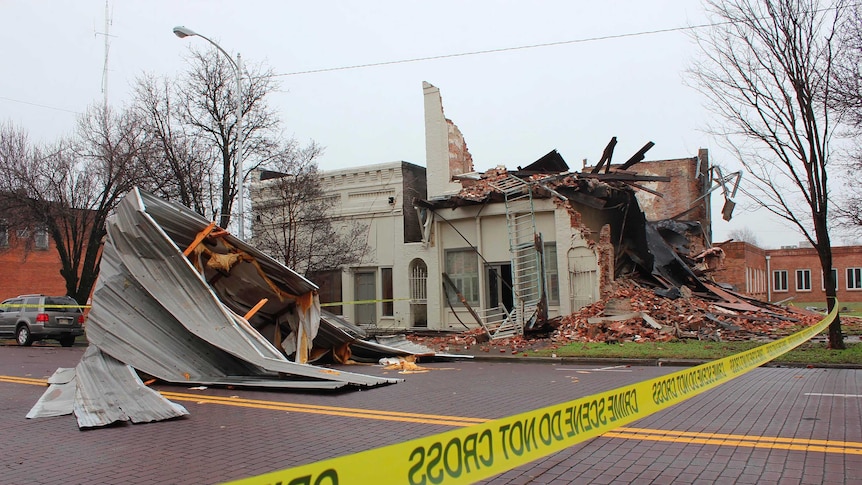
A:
[96,1,113,107]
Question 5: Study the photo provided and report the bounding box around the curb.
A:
[459,353,862,369]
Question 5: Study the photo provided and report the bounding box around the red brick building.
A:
[0,225,69,299]
[716,241,862,305]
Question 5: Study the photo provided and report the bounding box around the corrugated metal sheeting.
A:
[29,189,402,428]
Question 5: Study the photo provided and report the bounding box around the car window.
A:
[45,297,81,313]
[3,299,24,312]
[25,297,40,310]
[0,300,9,313]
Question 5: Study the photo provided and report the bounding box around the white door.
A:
[568,247,598,310]
[354,271,376,325]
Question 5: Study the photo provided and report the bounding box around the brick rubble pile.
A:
[406,278,852,355]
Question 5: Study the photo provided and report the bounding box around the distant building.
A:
[716,240,862,305]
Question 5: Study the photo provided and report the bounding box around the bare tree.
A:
[832,4,862,234]
[133,74,216,217]
[136,47,281,230]
[727,227,760,246]
[689,0,850,348]
[0,105,156,305]
[833,4,862,126]
[251,142,369,277]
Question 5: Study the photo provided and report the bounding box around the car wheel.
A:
[59,335,76,347]
[16,325,33,346]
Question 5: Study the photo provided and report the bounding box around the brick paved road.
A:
[1,343,860,484]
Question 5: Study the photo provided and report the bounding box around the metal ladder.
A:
[484,175,543,339]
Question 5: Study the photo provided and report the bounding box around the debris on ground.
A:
[407,278,857,354]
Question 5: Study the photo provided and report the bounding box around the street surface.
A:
[0,343,860,484]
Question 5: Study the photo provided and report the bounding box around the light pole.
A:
[173,26,246,240]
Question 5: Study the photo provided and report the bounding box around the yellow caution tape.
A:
[0,304,90,310]
[225,305,838,485]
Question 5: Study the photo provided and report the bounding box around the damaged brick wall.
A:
[631,150,709,228]
[634,157,704,221]
[557,198,593,243]
[597,225,615,299]
[424,81,474,197]
[447,120,474,179]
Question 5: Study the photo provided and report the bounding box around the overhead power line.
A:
[270,2,852,78]
[7,3,852,114]
[0,96,82,115]
[270,22,721,78]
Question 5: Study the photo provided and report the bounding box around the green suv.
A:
[0,294,85,347]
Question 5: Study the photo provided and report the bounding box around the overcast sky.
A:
[1,0,825,248]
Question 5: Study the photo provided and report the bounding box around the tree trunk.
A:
[816,217,844,350]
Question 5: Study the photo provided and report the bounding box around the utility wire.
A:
[6,3,852,114]
[0,96,83,115]
[270,22,718,78]
[268,2,853,78]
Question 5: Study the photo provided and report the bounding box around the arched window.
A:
[409,259,428,302]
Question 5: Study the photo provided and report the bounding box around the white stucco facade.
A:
[424,198,597,329]
[312,161,438,329]
[250,82,606,333]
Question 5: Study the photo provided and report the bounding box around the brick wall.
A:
[766,245,862,304]
[632,151,709,227]
[715,241,768,300]
[717,242,862,305]
[0,234,68,299]
[582,150,712,241]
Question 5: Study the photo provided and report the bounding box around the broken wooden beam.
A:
[620,141,655,170]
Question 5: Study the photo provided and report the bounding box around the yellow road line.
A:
[0,375,486,427]
[614,426,862,448]
[5,374,862,455]
[606,429,862,455]
[160,391,488,427]
[0,375,48,386]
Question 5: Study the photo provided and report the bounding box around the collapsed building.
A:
[252,82,740,341]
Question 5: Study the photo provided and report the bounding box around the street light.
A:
[173,26,246,240]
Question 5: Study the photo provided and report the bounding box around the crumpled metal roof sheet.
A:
[72,346,190,428]
[350,334,438,362]
[27,347,190,426]
[26,368,77,419]
[85,191,396,388]
[30,188,400,428]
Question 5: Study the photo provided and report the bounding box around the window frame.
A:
[543,242,560,306]
[444,248,480,307]
[34,226,49,250]
[0,220,8,248]
[795,269,811,292]
[847,267,862,290]
[773,269,789,293]
[821,268,838,291]
[381,267,393,317]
